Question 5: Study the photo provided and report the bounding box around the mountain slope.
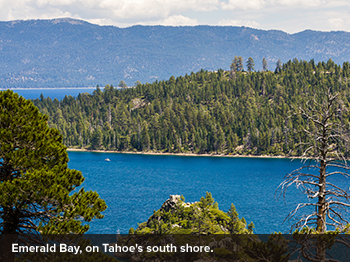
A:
[1,18,350,88]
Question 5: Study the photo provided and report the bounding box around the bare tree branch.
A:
[278,88,350,234]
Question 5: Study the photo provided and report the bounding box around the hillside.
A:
[32,59,350,157]
[1,18,350,88]
[133,193,253,234]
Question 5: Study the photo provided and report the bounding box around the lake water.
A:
[5,89,349,234]
[67,152,341,234]
[0,88,98,100]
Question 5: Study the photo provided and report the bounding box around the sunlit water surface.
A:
[67,152,349,234]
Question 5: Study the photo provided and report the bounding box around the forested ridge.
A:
[33,59,350,157]
[3,18,350,88]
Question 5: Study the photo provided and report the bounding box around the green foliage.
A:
[245,233,290,262]
[292,228,341,261]
[33,59,350,158]
[275,59,282,73]
[246,57,255,72]
[0,90,107,234]
[227,204,240,233]
[180,194,185,201]
[118,80,127,88]
[133,193,253,235]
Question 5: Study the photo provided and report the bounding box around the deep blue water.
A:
[66,152,348,234]
[0,88,97,100]
[6,89,350,234]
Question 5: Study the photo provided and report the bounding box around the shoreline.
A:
[66,148,304,159]
[0,87,96,90]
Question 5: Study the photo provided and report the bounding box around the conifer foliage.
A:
[0,90,107,234]
[33,59,350,157]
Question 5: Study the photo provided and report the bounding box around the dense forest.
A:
[33,59,350,157]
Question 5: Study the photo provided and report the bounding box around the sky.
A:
[0,0,349,34]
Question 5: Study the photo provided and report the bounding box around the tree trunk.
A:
[316,125,327,261]
[3,207,19,234]
[317,159,326,233]
[0,235,16,262]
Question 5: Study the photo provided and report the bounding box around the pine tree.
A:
[118,80,127,88]
[91,126,103,150]
[246,57,255,72]
[227,203,249,233]
[141,123,151,151]
[275,59,282,73]
[237,56,244,71]
[230,56,238,72]
[262,57,268,72]
[0,90,107,234]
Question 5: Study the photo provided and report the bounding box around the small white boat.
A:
[105,158,111,162]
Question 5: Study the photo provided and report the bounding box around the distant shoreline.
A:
[66,148,304,159]
[0,87,96,90]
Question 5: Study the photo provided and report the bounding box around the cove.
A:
[67,151,348,234]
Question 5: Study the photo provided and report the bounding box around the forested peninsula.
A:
[33,59,350,157]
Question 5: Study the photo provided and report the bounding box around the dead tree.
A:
[279,88,350,233]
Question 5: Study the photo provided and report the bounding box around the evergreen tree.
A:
[0,90,107,234]
[118,80,127,88]
[262,57,268,72]
[275,59,282,73]
[230,56,238,72]
[227,203,239,233]
[32,59,350,159]
[246,57,255,72]
[91,127,103,150]
[231,56,244,72]
[237,56,244,71]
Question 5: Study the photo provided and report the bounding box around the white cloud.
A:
[108,0,219,20]
[138,15,199,26]
[218,0,327,10]
[0,0,217,26]
[220,0,266,10]
[327,17,350,31]
[328,18,344,29]
[0,0,349,33]
[275,0,325,7]
[218,19,259,28]
[155,15,199,26]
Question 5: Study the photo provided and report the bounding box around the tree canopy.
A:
[32,59,350,158]
[133,193,253,234]
[0,90,107,234]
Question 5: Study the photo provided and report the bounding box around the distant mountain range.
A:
[1,18,350,88]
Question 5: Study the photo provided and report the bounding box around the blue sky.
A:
[0,0,349,33]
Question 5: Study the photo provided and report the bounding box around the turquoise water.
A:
[67,152,332,234]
